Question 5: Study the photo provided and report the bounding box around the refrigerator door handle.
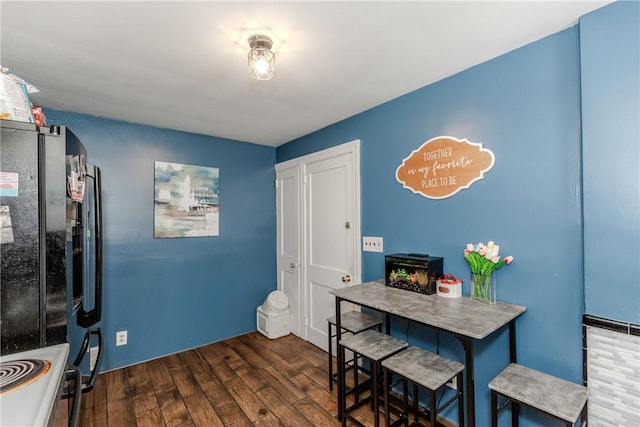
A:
[69,328,103,394]
[82,328,104,393]
[77,163,102,327]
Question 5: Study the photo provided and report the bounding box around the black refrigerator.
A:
[0,118,103,392]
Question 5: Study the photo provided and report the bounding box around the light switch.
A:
[363,236,384,253]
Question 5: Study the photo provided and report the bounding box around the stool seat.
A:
[489,363,588,426]
[382,346,465,427]
[338,330,407,427]
[329,311,383,334]
[340,329,408,362]
[327,311,383,393]
[382,346,464,390]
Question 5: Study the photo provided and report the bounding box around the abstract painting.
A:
[154,161,219,238]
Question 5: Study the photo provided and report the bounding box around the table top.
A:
[331,280,526,339]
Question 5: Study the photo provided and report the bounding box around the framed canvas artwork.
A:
[154,161,219,238]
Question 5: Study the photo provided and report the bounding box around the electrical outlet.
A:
[116,330,128,346]
[446,376,457,390]
[89,346,99,370]
[363,236,384,253]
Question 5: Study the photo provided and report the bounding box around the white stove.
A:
[0,343,70,427]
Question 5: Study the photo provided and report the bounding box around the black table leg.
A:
[461,336,476,427]
[385,313,391,335]
[491,390,498,427]
[509,321,517,363]
[328,321,334,391]
[335,296,344,421]
[509,321,519,427]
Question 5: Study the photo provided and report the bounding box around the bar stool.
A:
[339,329,408,427]
[382,346,465,427]
[328,311,383,391]
[489,363,588,427]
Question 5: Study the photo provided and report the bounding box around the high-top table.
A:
[332,279,527,427]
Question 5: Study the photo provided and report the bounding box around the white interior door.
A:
[275,164,302,336]
[304,144,360,351]
[275,140,360,351]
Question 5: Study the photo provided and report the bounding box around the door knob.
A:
[341,275,351,283]
[290,263,296,269]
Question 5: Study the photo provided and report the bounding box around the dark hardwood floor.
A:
[55,332,456,426]
[54,332,378,427]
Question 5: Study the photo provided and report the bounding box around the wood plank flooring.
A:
[55,332,454,426]
[54,332,373,427]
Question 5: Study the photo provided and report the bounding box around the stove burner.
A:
[0,359,51,393]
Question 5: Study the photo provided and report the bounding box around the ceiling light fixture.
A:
[248,35,276,81]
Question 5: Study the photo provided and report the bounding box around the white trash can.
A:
[256,290,291,339]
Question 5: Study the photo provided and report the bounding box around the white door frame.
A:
[275,140,361,343]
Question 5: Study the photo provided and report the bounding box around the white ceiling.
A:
[1,1,611,147]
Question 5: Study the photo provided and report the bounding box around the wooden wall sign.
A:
[396,136,495,199]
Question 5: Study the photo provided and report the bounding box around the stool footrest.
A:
[436,389,464,416]
[494,394,512,417]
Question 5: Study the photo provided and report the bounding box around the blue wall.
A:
[46,111,277,371]
[278,4,640,421]
[580,1,640,324]
[280,26,584,426]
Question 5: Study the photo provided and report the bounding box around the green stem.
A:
[472,272,491,302]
